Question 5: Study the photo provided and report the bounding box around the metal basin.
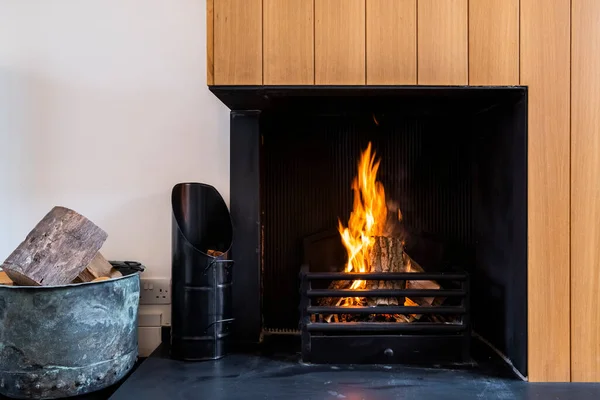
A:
[0,272,140,399]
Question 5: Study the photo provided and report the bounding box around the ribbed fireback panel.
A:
[261,113,473,330]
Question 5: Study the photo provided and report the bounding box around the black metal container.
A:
[171,183,234,361]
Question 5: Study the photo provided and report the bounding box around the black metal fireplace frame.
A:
[299,267,471,364]
[213,86,527,356]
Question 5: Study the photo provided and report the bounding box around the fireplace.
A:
[211,86,527,376]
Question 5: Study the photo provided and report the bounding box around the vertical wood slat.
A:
[468,0,519,85]
[417,0,468,85]
[214,0,262,85]
[366,0,416,85]
[571,0,600,383]
[207,0,214,85]
[315,0,365,85]
[263,0,314,85]
[521,0,571,382]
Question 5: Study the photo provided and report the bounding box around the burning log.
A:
[319,142,447,322]
[317,280,352,307]
[1,206,108,286]
[367,236,406,306]
[404,254,442,306]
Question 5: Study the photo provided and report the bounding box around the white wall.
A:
[0,0,230,278]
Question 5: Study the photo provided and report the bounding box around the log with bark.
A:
[1,206,108,286]
[320,234,446,322]
[366,236,407,306]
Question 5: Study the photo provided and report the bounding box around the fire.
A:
[337,142,389,304]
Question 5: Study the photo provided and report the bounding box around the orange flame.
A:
[338,143,388,298]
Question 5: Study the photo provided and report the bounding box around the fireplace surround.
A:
[211,86,527,376]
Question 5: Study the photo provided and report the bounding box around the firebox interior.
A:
[215,86,527,376]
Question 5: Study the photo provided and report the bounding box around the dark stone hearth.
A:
[109,344,600,400]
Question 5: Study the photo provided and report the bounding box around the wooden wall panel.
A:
[263,0,314,85]
[469,0,519,85]
[417,0,467,85]
[214,0,262,85]
[207,0,214,85]
[315,0,365,85]
[571,0,600,382]
[366,0,416,85]
[521,0,571,382]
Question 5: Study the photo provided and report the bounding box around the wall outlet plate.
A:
[139,278,171,305]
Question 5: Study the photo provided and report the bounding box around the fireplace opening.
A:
[298,142,471,365]
[214,86,527,377]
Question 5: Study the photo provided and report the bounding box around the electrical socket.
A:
[139,278,171,305]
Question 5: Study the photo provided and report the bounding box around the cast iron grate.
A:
[299,266,470,364]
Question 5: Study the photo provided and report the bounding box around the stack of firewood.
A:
[0,206,121,287]
[319,235,445,322]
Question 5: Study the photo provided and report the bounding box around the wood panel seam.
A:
[207,0,214,85]
[517,0,521,85]
[413,0,418,84]
[262,0,264,85]
[467,0,470,84]
[568,0,573,382]
[364,0,367,84]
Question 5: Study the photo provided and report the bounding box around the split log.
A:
[207,249,224,257]
[318,279,351,306]
[367,236,406,306]
[1,206,108,286]
[109,268,123,279]
[75,252,113,283]
[404,253,443,306]
[0,271,13,286]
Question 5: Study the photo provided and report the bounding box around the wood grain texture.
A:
[263,0,314,85]
[315,0,366,85]
[417,0,468,85]
[468,0,519,85]
[366,0,416,84]
[214,0,262,85]
[1,206,108,286]
[521,0,571,382]
[0,271,13,286]
[571,0,600,382]
[76,252,113,283]
[207,0,214,85]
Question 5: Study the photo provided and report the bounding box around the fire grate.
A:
[299,266,471,364]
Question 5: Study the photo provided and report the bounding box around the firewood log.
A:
[109,268,123,279]
[318,279,351,306]
[207,249,224,257]
[75,252,113,283]
[367,236,406,306]
[404,253,443,306]
[0,271,13,286]
[1,206,108,286]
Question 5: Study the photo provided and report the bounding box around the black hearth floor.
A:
[110,344,600,400]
